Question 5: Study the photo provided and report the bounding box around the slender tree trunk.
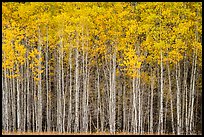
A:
[74,33,79,132]
[8,75,11,132]
[160,50,164,134]
[23,64,26,132]
[150,68,154,133]
[2,69,5,131]
[12,69,16,131]
[32,75,35,132]
[140,80,144,134]
[132,77,136,133]
[181,74,185,134]
[19,65,24,132]
[182,52,188,134]
[164,97,168,133]
[184,57,188,135]
[57,37,62,132]
[45,26,51,132]
[17,67,21,132]
[138,78,140,134]
[37,27,42,132]
[194,87,199,134]
[8,70,13,131]
[100,89,104,132]
[86,66,90,133]
[82,43,86,132]
[123,84,126,132]
[67,45,72,132]
[109,55,112,133]
[147,84,150,133]
[34,78,38,131]
[85,30,89,132]
[130,89,134,133]
[26,48,31,132]
[128,97,131,133]
[187,49,195,134]
[3,69,9,132]
[112,50,116,134]
[189,49,197,135]
[61,36,65,133]
[96,66,100,132]
[84,28,89,133]
[82,30,88,132]
[167,63,175,134]
[176,63,181,135]
[48,64,52,132]
[189,9,199,134]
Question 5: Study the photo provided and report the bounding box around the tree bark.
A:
[74,32,79,133]
[159,50,164,134]
[176,63,181,135]
[3,69,9,132]
[17,67,21,132]
[45,26,51,132]
[150,68,154,133]
[122,84,126,132]
[189,49,197,135]
[37,27,42,132]
[167,63,175,134]
[67,43,72,132]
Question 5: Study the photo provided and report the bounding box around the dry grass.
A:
[2,131,175,135]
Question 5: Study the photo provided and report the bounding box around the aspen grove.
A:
[2,2,202,135]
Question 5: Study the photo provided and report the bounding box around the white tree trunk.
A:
[176,63,181,135]
[160,51,164,134]
[17,71,21,132]
[123,84,126,132]
[37,27,42,132]
[46,27,51,132]
[61,36,65,133]
[74,33,79,132]
[150,68,154,133]
[167,63,175,134]
[111,50,116,134]
[3,69,9,132]
[67,44,72,132]
[96,66,100,132]
[189,49,197,135]
[132,77,136,133]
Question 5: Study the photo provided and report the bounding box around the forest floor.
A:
[2,131,176,135]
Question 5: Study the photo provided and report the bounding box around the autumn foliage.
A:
[2,2,202,135]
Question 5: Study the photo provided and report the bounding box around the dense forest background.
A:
[2,2,202,135]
